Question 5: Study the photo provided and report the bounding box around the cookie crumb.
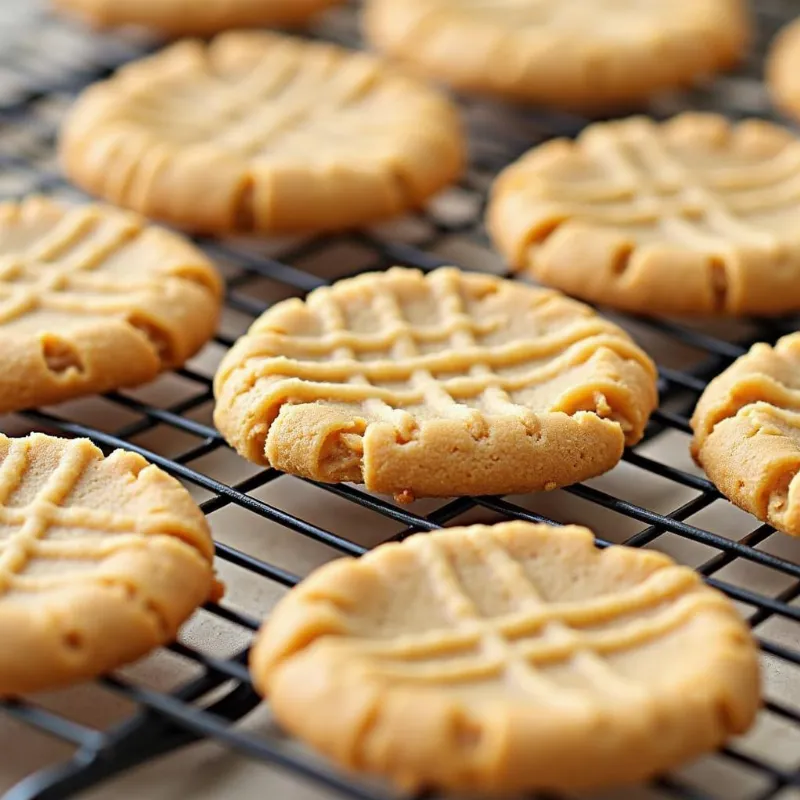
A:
[209,577,226,604]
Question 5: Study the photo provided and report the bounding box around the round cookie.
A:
[0,432,215,695]
[60,32,465,235]
[767,18,800,123]
[52,0,345,36]
[488,113,800,317]
[214,267,658,500]
[363,0,749,112]
[0,197,221,414]
[692,333,800,536]
[251,521,760,793]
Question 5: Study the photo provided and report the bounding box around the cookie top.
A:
[53,0,344,36]
[251,521,760,793]
[488,113,800,317]
[0,433,214,695]
[0,197,222,415]
[363,0,748,112]
[691,333,800,536]
[767,18,800,123]
[214,267,657,499]
[60,32,465,235]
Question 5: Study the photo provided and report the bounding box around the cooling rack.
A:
[2,1,800,799]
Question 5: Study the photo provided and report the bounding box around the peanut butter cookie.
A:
[252,521,760,792]
[488,114,800,316]
[692,333,800,536]
[53,0,344,36]
[61,32,465,235]
[0,197,221,414]
[0,433,215,695]
[364,0,749,111]
[214,267,657,499]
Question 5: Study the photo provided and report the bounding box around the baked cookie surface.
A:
[692,333,800,536]
[251,521,760,793]
[363,0,749,111]
[60,32,465,235]
[53,0,344,36]
[488,113,800,316]
[0,433,215,695]
[0,197,221,414]
[214,267,657,499]
[767,18,800,123]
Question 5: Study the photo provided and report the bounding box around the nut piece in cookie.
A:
[692,332,800,535]
[214,267,657,498]
[488,113,800,317]
[0,433,215,695]
[251,521,760,793]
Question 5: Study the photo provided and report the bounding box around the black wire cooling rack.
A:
[3,1,800,799]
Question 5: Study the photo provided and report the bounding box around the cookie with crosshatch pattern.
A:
[692,332,800,536]
[0,196,221,414]
[488,113,800,316]
[53,0,344,36]
[0,432,215,695]
[59,32,465,235]
[251,521,760,793]
[363,0,748,112]
[213,267,658,500]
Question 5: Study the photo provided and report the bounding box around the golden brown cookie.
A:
[691,333,800,536]
[0,196,221,414]
[52,0,344,36]
[251,521,760,793]
[214,267,658,499]
[60,32,465,235]
[363,0,749,112]
[0,432,215,695]
[488,113,800,317]
[767,18,800,122]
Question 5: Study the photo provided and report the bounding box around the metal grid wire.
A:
[2,1,800,798]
